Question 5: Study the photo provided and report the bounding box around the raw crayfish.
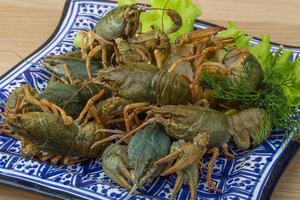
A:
[4,80,111,120]
[4,111,111,164]
[101,124,171,198]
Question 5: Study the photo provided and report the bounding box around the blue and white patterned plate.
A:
[0,1,299,199]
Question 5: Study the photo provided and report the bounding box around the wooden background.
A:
[0,0,299,199]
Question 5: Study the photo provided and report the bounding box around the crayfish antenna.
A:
[91,132,125,150]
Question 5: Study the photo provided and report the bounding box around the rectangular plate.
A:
[0,1,299,199]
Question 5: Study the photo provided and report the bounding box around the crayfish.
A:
[4,110,112,164]
[3,80,111,121]
[3,81,115,163]
[114,105,266,199]
[101,124,171,198]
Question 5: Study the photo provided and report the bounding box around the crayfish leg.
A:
[79,31,88,58]
[168,54,198,72]
[40,99,73,125]
[192,61,229,94]
[0,123,15,137]
[207,147,221,193]
[86,45,103,79]
[88,31,115,69]
[101,47,108,69]
[91,133,126,150]
[38,154,52,163]
[63,156,88,165]
[221,143,235,159]
[62,64,74,84]
[51,155,63,164]
[76,89,105,124]
[195,45,224,70]
[22,85,49,112]
[123,102,151,132]
[128,105,153,128]
[22,142,40,159]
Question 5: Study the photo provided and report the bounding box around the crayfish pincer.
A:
[102,124,171,198]
[4,111,110,164]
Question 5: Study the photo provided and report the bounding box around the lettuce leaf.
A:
[73,32,88,49]
[117,0,136,7]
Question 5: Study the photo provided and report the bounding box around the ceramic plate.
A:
[0,1,299,199]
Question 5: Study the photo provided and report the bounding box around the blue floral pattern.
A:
[0,1,299,199]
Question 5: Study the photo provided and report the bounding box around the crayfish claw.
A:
[159,134,208,176]
[171,164,199,200]
[108,170,132,191]
[154,150,180,165]
[102,144,133,190]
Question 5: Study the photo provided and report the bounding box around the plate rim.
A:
[0,0,299,199]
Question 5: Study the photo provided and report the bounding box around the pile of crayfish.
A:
[2,4,274,199]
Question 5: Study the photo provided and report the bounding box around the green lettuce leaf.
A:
[73,32,88,49]
[249,35,272,72]
[117,0,136,7]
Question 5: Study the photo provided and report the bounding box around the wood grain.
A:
[0,0,299,199]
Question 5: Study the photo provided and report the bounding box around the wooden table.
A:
[0,0,299,199]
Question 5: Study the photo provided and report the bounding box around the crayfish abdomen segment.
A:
[152,71,192,105]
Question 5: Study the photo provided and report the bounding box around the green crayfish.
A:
[101,124,171,198]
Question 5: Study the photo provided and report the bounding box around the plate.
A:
[0,1,299,199]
